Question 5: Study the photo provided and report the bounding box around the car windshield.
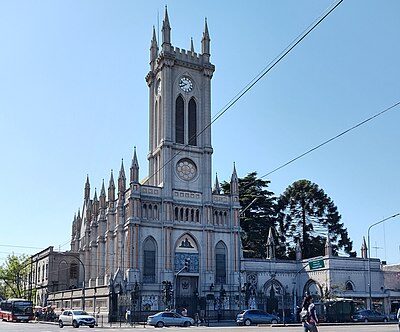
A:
[72,310,88,315]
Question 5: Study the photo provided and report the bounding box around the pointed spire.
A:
[100,179,106,209]
[150,25,158,63]
[130,147,140,184]
[108,169,115,203]
[267,228,275,245]
[295,239,302,261]
[84,174,90,201]
[161,5,171,49]
[230,162,239,195]
[93,188,99,218]
[212,173,220,194]
[325,234,332,256]
[266,228,276,259]
[118,159,126,194]
[361,236,368,259]
[201,17,210,58]
[190,37,194,53]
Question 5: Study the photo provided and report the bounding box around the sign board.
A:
[309,259,325,270]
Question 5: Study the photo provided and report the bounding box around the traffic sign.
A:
[309,259,325,270]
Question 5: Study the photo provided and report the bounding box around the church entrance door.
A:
[175,276,199,318]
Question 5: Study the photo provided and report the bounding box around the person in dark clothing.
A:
[301,295,318,332]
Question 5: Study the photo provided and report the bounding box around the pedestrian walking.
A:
[300,295,318,332]
[397,307,400,331]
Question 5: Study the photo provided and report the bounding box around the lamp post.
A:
[367,213,400,310]
[131,281,140,325]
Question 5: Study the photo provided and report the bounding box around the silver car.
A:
[147,311,194,327]
[58,309,96,328]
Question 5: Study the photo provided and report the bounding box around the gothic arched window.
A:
[175,96,184,144]
[154,100,158,146]
[188,98,197,146]
[215,241,227,284]
[345,281,354,291]
[143,237,157,283]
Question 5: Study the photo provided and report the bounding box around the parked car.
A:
[351,309,388,323]
[236,309,280,326]
[147,311,194,327]
[58,309,96,328]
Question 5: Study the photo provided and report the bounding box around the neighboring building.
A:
[30,246,79,306]
[46,8,400,321]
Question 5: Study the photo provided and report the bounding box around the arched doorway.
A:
[262,279,285,315]
[174,234,199,316]
[303,280,323,302]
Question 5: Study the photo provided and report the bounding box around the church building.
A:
[51,8,241,319]
[46,9,400,322]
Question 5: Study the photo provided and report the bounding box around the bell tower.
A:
[145,8,215,201]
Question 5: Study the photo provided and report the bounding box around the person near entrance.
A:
[397,307,400,331]
[300,295,318,332]
[181,308,187,316]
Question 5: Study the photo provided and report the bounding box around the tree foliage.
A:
[221,172,277,258]
[0,254,30,299]
[277,179,355,259]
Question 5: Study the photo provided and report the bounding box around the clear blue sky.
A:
[1,1,399,265]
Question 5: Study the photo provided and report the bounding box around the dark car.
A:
[351,309,388,323]
[236,309,280,326]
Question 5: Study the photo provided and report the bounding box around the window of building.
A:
[70,262,78,279]
[175,96,184,144]
[345,281,354,291]
[188,98,197,146]
[143,237,156,283]
[215,241,227,284]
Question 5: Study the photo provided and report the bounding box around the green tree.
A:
[277,179,355,259]
[0,254,30,299]
[221,172,277,258]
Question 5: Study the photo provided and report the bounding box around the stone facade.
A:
[44,8,400,322]
[30,246,79,306]
[50,9,241,320]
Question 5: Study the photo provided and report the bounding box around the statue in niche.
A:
[179,238,194,248]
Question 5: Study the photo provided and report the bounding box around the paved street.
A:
[0,321,398,332]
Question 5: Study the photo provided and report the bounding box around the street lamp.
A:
[367,213,400,310]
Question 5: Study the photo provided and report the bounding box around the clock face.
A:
[179,77,193,92]
[176,158,197,181]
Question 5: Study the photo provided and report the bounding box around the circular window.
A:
[176,158,197,181]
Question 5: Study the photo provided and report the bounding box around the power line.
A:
[258,100,400,180]
[145,0,344,185]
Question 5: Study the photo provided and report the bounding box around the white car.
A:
[58,309,96,328]
[147,311,194,327]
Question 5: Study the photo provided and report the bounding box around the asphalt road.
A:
[0,321,398,332]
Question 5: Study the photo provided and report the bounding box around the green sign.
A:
[309,259,325,270]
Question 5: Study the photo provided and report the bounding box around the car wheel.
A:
[183,321,191,327]
[72,320,80,328]
[244,319,252,326]
[156,321,164,328]
[271,319,278,324]
[89,325,95,328]
[364,318,368,323]
[59,320,64,328]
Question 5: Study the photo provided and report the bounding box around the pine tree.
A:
[277,179,355,259]
[221,172,277,258]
